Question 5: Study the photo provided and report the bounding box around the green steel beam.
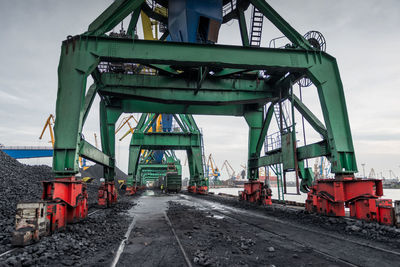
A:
[62,37,318,71]
[308,60,357,173]
[100,102,122,180]
[120,99,248,116]
[256,104,275,155]
[127,6,141,37]
[52,49,100,176]
[79,140,111,167]
[144,113,160,132]
[290,94,328,139]
[244,109,263,179]
[130,133,201,150]
[82,84,98,125]
[173,114,189,133]
[250,141,329,168]
[237,7,250,47]
[86,0,144,36]
[100,72,273,92]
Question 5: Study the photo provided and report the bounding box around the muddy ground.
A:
[2,181,400,266]
[198,193,400,248]
[167,201,348,267]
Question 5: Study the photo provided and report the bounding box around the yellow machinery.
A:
[115,115,138,141]
[206,154,220,182]
[39,114,55,146]
[40,114,91,175]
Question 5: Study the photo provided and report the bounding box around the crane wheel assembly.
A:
[12,176,88,246]
[240,181,272,206]
[306,176,394,225]
[98,181,118,207]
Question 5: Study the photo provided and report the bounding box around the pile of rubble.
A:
[0,150,54,251]
[0,150,135,266]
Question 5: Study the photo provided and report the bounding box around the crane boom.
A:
[39,114,55,147]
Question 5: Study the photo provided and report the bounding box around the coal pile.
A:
[0,150,54,252]
[81,164,128,180]
[81,164,128,207]
[1,198,135,267]
[0,151,137,266]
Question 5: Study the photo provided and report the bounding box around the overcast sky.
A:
[0,0,399,179]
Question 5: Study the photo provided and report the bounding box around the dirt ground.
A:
[3,190,400,266]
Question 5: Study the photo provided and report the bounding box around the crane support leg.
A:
[306,177,394,225]
[241,110,272,205]
[98,102,121,206]
[12,177,88,246]
[98,181,118,207]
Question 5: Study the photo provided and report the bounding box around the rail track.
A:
[186,195,400,267]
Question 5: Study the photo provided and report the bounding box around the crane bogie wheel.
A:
[298,31,326,87]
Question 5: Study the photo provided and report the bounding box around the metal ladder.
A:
[273,102,291,132]
[250,6,264,47]
[270,164,285,200]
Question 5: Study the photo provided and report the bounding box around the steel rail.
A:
[164,211,193,267]
[186,195,400,266]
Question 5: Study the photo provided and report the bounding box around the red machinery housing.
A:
[188,185,196,193]
[126,185,146,195]
[306,177,394,225]
[98,181,118,207]
[126,186,137,195]
[240,181,272,205]
[196,186,208,195]
[13,176,88,246]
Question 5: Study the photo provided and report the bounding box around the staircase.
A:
[273,102,291,133]
[250,7,264,47]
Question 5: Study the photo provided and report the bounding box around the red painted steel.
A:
[306,177,394,225]
[42,176,88,230]
[188,185,196,193]
[240,181,272,205]
[126,186,137,195]
[196,186,208,195]
[98,182,118,207]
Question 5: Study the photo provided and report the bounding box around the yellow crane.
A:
[39,114,55,146]
[115,115,138,141]
[206,154,220,180]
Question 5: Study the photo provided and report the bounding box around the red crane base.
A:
[196,186,208,195]
[98,182,118,207]
[126,186,137,195]
[12,177,88,246]
[306,177,394,225]
[240,181,272,205]
[187,185,196,193]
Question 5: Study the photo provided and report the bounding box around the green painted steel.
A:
[52,0,357,192]
[126,113,203,187]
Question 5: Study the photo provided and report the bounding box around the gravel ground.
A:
[194,193,400,249]
[167,201,349,267]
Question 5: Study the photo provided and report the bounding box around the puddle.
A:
[142,190,155,196]
[207,214,225,220]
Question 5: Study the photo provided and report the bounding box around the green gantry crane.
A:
[13,0,397,246]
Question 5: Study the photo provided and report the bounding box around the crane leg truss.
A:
[126,113,205,194]
[13,0,395,245]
